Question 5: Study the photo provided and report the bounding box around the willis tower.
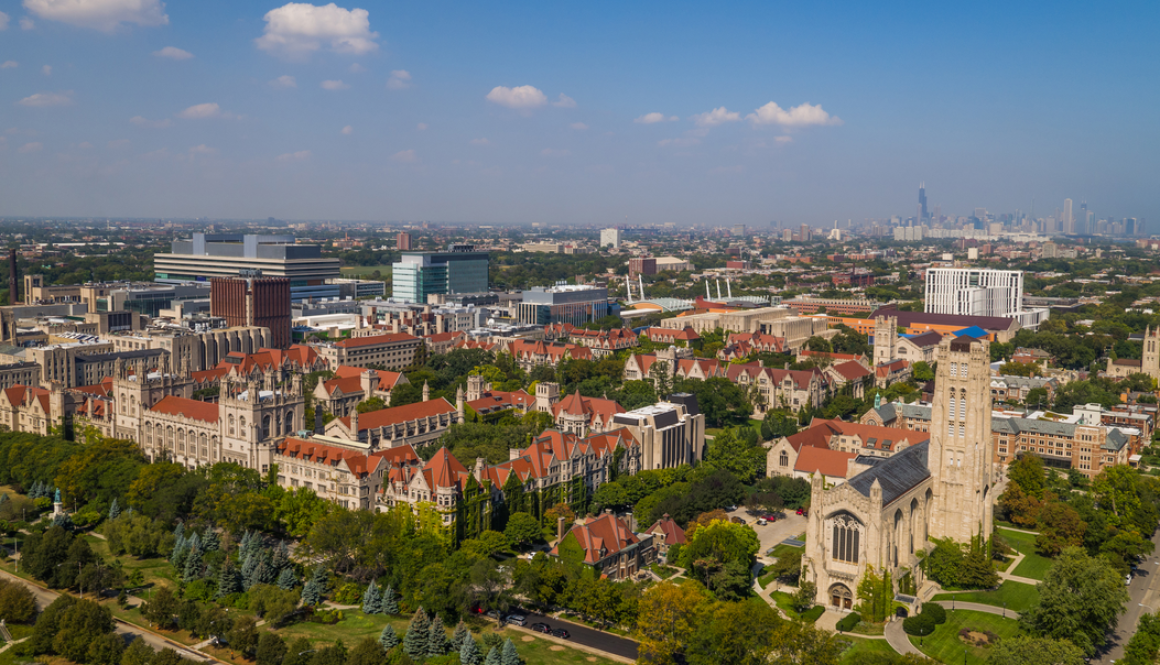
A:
[918,182,928,222]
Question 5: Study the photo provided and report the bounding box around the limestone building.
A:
[1106,326,1160,381]
[802,336,994,610]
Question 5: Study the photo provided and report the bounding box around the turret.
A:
[456,385,465,424]
[422,380,430,402]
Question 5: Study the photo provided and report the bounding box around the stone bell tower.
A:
[928,335,993,544]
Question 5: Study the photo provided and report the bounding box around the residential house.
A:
[550,513,655,581]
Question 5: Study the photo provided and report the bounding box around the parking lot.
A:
[724,507,807,562]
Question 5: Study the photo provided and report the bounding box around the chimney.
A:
[556,515,567,542]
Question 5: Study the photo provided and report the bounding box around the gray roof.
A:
[847,441,930,506]
[991,375,1056,390]
[75,348,167,364]
[875,401,932,423]
[1104,428,1130,452]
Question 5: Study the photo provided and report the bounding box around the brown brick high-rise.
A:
[210,276,292,349]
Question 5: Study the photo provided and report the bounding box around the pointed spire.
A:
[422,380,430,402]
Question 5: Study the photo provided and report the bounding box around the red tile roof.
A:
[644,514,687,546]
[339,397,456,432]
[150,395,220,423]
[794,446,856,478]
[550,513,641,564]
[832,360,872,381]
[467,389,534,414]
[552,390,625,422]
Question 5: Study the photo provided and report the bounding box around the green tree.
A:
[86,632,125,665]
[347,637,387,665]
[53,598,115,662]
[1021,546,1129,655]
[1036,502,1086,557]
[911,361,935,382]
[226,615,259,656]
[635,581,707,665]
[379,624,400,651]
[0,578,38,623]
[142,586,181,630]
[702,427,763,483]
[404,607,431,659]
[986,636,1085,665]
[687,600,781,665]
[255,632,288,665]
[1009,454,1046,498]
[503,512,541,550]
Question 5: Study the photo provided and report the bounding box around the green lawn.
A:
[339,265,391,278]
[706,418,764,439]
[838,637,896,664]
[768,591,823,623]
[931,581,1039,614]
[910,610,1025,665]
[997,528,1054,580]
[83,535,178,591]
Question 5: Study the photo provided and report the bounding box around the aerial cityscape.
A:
[1,3,1158,665]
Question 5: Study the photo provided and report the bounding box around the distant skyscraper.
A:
[918,182,928,221]
[600,229,622,248]
[396,232,413,251]
[1063,199,1073,234]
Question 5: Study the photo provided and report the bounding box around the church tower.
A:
[928,336,993,544]
[1143,326,1160,380]
[873,315,898,367]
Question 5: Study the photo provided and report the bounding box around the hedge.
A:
[903,613,936,636]
[836,612,862,632]
[922,603,947,624]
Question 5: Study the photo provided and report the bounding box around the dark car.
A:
[550,628,570,639]
[531,622,552,633]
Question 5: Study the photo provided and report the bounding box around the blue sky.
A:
[1,0,1157,226]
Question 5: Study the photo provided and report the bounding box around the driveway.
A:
[723,508,806,562]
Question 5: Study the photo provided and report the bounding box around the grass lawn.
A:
[277,611,622,665]
[757,570,779,590]
[339,265,391,278]
[83,535,178,591]
[910,609,1024,665]
[931,581,1039,614]
[768,591,823,623]
[769,543,802,559]
[649,564,677,580]
[997,528,1054,580]
[838,637,895,664]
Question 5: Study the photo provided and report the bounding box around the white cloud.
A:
[17,91,73,107]
[1,61,17,69]
[321,79,349,90]
[470,138,489,146]
[0,11,9,30]
[746,101,842,127]
[386,69,411,90]
[390,149,416,163]
[775,135,793,143]
[177,103,227,119]
[569,122,588,131]
[416,123,427,131]
[269,75,297,89]
[153,46,193,60]
[41,65,51,76]
[129,115,171,128]
[634,112,677,124]
[77,141,93,149]
[18,141,42,153]
[189,144,217,155]
[692,107,741,127]
[107,138,130,148]
[552,93,576,108]
[277,150,311,162]
[341,125,353,135]
[540,148,570,156]
[348,62,364,73]
[658,137,700,148]
[486,85,547,109]
[256,3,378,58]
[19,17,34,29]
[24,0,168,31]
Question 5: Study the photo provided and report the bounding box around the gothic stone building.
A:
[802,336,994,610]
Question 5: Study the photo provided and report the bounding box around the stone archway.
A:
[829,583,854,610]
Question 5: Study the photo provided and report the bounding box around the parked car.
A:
[551,628,570,639]
[506,614,527,626]
[1127,574,1133,586]
[531,623,551,634]
[485,610,502,620]
[756,518,768,526]
[731,516,747,525]
[765,547,778,556]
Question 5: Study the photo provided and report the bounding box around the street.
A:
[513,610,638,661]
[1097,527,1160,663]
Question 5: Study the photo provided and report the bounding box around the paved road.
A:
[0,569,213,662]
[884,620,924,657]
[1097,528,1160,664]
[512,610,638,661]
[931,600,1021,620]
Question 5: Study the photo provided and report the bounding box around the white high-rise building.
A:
[925,268,1024,318]
[600,229,622,248]
[1063,199,1073,234]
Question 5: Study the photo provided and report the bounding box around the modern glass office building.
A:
[391,245,489,303]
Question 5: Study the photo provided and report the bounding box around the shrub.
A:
[835,612,862,632]
[903,613,936,636]
[334,582,363,605]
[800,605,825,624]
[922,603,947,625]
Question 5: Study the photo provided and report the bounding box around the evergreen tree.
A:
[460,637,481,665]
[201,530,220,552]
[484,647,501,665]
[451,621,469,652]
[108,498,120,520]
[378,625,400,651]
[186,532,202,557]
[301,565,328,606]
[381,585,398,614]
[170,535,189,570]
[241,551,259,590]
[500,639,520,665]
[276,568,298,590]
[362,582,381,614]
[271,541,289,571]
[403,608,430,659]
[173,522,185,541]
[183,546,203,582]
[216,562,243,598]
[0,492,7,507]
[428,615,448,657]
[254,551,277,586]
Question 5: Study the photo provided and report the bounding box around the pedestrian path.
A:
[931,600,1021,620]
[884,620,924,657]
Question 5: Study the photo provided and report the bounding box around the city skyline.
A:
[0,1,1156,225]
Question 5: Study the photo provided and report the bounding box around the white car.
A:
[1126,574,1132,586]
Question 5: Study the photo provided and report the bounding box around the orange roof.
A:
[4,385,51,413]
[644,515,687,546]
[277,438,420,477]
[424,331,465,344]
[794,446,856,478]
[150,395,220,423]
[423,447,469,490]
[73,377,114,397]
[336,333,419,348]
[552,390,624,422]
[549,513,640,564]
[322,367,405,396]
[646,327,700,341]
[832,360,872,381]
[339,397,455,432]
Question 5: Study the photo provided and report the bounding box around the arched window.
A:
[262,414,271,439]
[830,514,861,564]
[286,409,296,434]
[229,414,236,436]
[779,451,789,467]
